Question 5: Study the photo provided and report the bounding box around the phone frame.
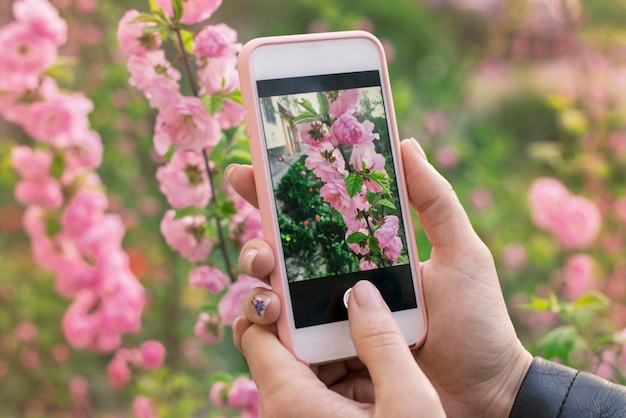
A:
[238,30,427,364]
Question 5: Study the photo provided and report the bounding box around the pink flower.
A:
[228,378,259,411]
[209,381,229,407]
[331,114,378,146]
[423,110,448,137]
[132,395,156,418]
[218,275,269,325]
[562,254,596,301]
[156,97,221,153]
[156,150,212,208]
[68,376,89,404]
[528,177,601,249]
[326,89,360,118]
[347,228,370,256]
[157,0,223,25]
[11,146,63,209]
[160,210,213,262]
[62,291,100,349]
[304,142,348,183]
[117,9,162,56]
[434,145,460,171]
[614,197,626,224]
[298,121,331,145]
[23,93,93,147]
[349,141,386,173]
[608,131,626,159]
[194,24,240,60]
[15,322,38,343]
[139,340,165,370]
[63,131,104,178]
[127,51,181,112]
[189,265,229,293]
[61,190,108,238]
[194,312,224,345]
[500,243,528,269]
[374,215,400,248]
[13,0,68,46]
[216,99,244,129]
[197,55,239,94]
[360,258,377,271]
[470,187,493,211]
[0,22,57,77]
[107,349,131,390]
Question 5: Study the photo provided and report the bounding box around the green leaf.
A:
[537,326,586,362]
[519,296,552,311]
[172,0,184,22]
[180,29,195,55]
[397,255,408,264]
[50,153,65,179]
[227,89,243,106]
[201,93,225,115]
[345,172,363,197]
[573,291,610,310]
[129,13,166,25]
[317,92,329,118]
[364,171,390,190]
[293,113,320,124]
[378,198,396,210]
[346,231,368,244]
[174,206,205,219]
[297,99,318,116]
[142,24,169,34]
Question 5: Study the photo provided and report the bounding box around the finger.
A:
[238,238,275,284]
[232,316,252,353]
[400,139,479,252]
[329,377,375,404]
[242,287,281,325]
[348,280,442,415]
[225,164,259,208]
[241,324,362,417]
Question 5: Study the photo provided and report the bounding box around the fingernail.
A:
[351,281,384,309]
[251,294,271,317]
[239,248,258,272]
[224,163,239,181]
[407,138,427,161]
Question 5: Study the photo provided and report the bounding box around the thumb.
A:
[347,281,443,416]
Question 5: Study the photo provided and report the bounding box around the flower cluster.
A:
[209,377,260,417]
[0,0,146,354]
[296,89,405,269]
[118,0,264,348]
[107,340,166,390]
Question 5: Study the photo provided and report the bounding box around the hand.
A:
[227,138,533,417]
[233,280,445,417]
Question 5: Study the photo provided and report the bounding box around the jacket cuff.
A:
[510,357,626,418]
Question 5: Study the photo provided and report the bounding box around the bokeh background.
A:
[1,0,626,416]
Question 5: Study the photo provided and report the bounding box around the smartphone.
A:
[238,31,427,364]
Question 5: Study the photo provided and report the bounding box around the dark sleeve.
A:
[510,357,626,418]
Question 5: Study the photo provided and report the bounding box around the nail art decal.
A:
[251,295,270,317]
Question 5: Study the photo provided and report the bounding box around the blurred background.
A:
[1,0,626,416]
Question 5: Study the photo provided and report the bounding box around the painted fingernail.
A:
[239,248,258,272]
[224,163,239,181]
[251,295,271,317]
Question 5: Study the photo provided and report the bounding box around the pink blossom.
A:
[608,131,626,159]
[562,254,596,301]
[160,210,213,262]
[614,197,626,224]
[15,322,38,343]
[423,110,448,136]
[51,344,71,364]
[11,146,63,209]
[194,24,240,60]
[156,97,221,153]
[189,265,228,293]
[62,291,100,349]
[68,376,89,404]
[216,99,244,129]
[127,51,181,112]
[20,347,40,370]
[374,215,400,248]
[500,243,528,269]
[218,275,269,325]
[298,121,331,145]
[63,131,104,178]
[331,114,378,146]
[209,381,229,407]
[157,0,223,25]
[228,378,259,411]
[61,190,108,238]
[304,142,348,183]
[156,150,212,208]
[360,258,377,270]
[139,340,165,370]
[13,0,68,46]
[528,177,601,249]
[107,349,131,390]
[23,93,93,147]
[0,22,57,78]
[117,9,162,56]
[76,214,126,259]
[197,55,239,94]
[434,145,460,171]
[470,187,493,211]
[347,228,370,256]
[194,312,224,345]
[326,89,360,118]
[349,141,386,173]
[132,395,156,418]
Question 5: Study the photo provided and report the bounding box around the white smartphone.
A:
[238,31,427,364]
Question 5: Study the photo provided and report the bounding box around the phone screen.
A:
[257,70,418,328]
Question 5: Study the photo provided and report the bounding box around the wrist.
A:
[483,343,533,418]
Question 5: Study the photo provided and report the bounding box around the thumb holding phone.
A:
[236,279,445,417]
